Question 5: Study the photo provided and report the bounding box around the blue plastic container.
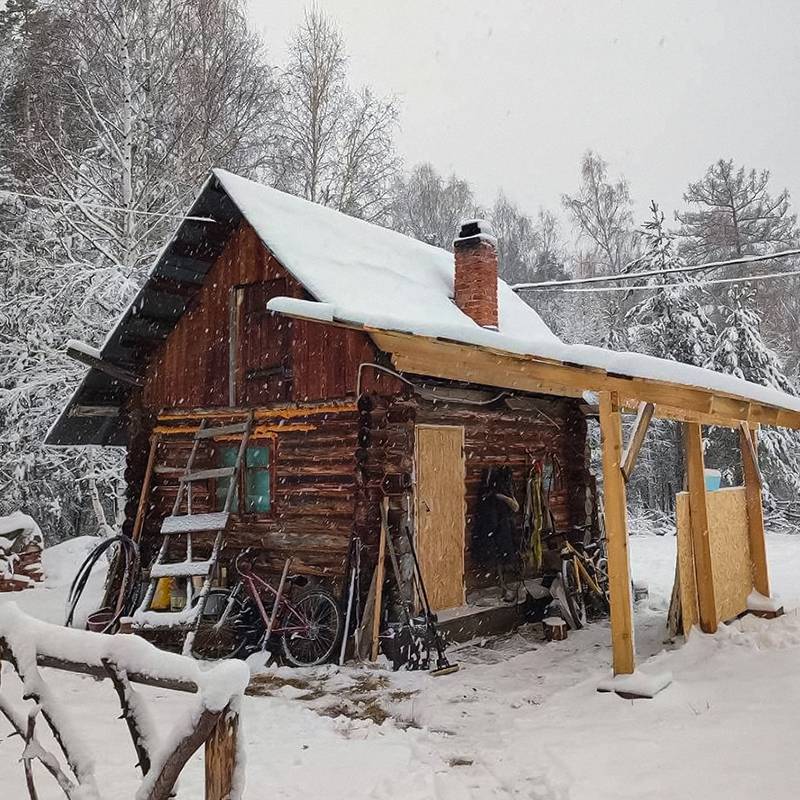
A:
[704,469,722,492]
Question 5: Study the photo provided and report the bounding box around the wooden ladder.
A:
[133,412,253,656]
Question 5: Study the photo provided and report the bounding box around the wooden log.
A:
[141,705,225,800]
[684,422,718,634]
[740,425,770,597]
[205,709,239,800]
[544,617,568,641]
[599,391,635,676]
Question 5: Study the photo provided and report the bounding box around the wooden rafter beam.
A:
[66,344,143,387]
[68,405,120,418]
[365,329,800,430]
[265,307,800,429]
[621,402,654,482]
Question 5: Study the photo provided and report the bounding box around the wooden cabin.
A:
[47,170,593,621]
[48,170,800,681]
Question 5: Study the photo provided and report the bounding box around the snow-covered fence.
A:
[0,603,248,800]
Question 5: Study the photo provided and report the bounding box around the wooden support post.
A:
[598,392,635,676]
[740,425,770,597]
[205,708,239,800]
[370,499,388,661]
[621,402,654,482]
[683,422,717,633]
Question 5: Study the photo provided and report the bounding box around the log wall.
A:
[141,405,361,578]
[141,222,390,409]
[354,390,590,591]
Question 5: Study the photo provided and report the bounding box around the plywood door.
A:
[414,425,466,611]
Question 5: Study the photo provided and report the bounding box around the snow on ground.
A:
[2,531,800,798]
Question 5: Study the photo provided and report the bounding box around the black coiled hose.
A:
[65,535,141,633]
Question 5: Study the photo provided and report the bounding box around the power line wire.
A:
[539,267,800,294]
[0,189,216,223]
[511,247,800,291]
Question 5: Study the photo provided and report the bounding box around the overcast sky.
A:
[247,1,800,226]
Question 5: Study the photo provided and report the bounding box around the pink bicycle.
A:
[190,550,343,666]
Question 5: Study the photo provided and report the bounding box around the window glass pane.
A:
[246,468,270,512]
[246,447,269,468]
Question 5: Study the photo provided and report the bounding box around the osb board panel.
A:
[415,425,466,611]
[676,486,752,634]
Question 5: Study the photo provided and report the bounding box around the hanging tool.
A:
[381,498,432,671]
[398,494,459,677]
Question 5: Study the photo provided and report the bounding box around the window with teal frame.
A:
[216,445,271,514]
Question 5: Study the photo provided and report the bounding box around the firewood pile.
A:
[0,512,44,592]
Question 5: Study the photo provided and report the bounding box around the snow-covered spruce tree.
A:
[622,202,717,510]
[271,6,399,223]
[625,202,716,365]
[0,0,279,540]
[707,283,800,500]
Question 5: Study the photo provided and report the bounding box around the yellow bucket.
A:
[151,577,172,610]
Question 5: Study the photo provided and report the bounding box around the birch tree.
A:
[0,0,279,539]
[391,162,478,248]
[272,6,399,222]
[562,150,636,276]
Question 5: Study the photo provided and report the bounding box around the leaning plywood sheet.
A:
[711,488,752,622]
[676,486,752,635]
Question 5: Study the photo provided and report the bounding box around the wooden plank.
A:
[740,425,770,597]
[194,422,249,439]
[675,492,699,632]
[180,466,235,482]
[69,404,120,418]
[66,344,143,387]
[205,710,238,800]
[621,402,654,482]
[132,435,160,544]
[161,512,230,535]
[228,286,240,407]
[598,392,635,676]
[370,500,388,661]
[414,425,466,611]
[683,422,718,633]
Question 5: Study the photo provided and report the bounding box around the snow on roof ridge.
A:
[212,169,559,345]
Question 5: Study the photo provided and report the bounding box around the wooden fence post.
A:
[683,422,717,633]
[740,425,770,597]
[598,391,635,675]
[205,708,239,800]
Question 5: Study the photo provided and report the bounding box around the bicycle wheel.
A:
[190,588,258,660]
[280,587,343,667]
[560,558,587,630]
[593,556,610,612]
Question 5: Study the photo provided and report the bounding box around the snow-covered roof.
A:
[213,170,558,345]
[214,173,800,415]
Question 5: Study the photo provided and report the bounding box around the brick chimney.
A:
[453,219,498,329]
